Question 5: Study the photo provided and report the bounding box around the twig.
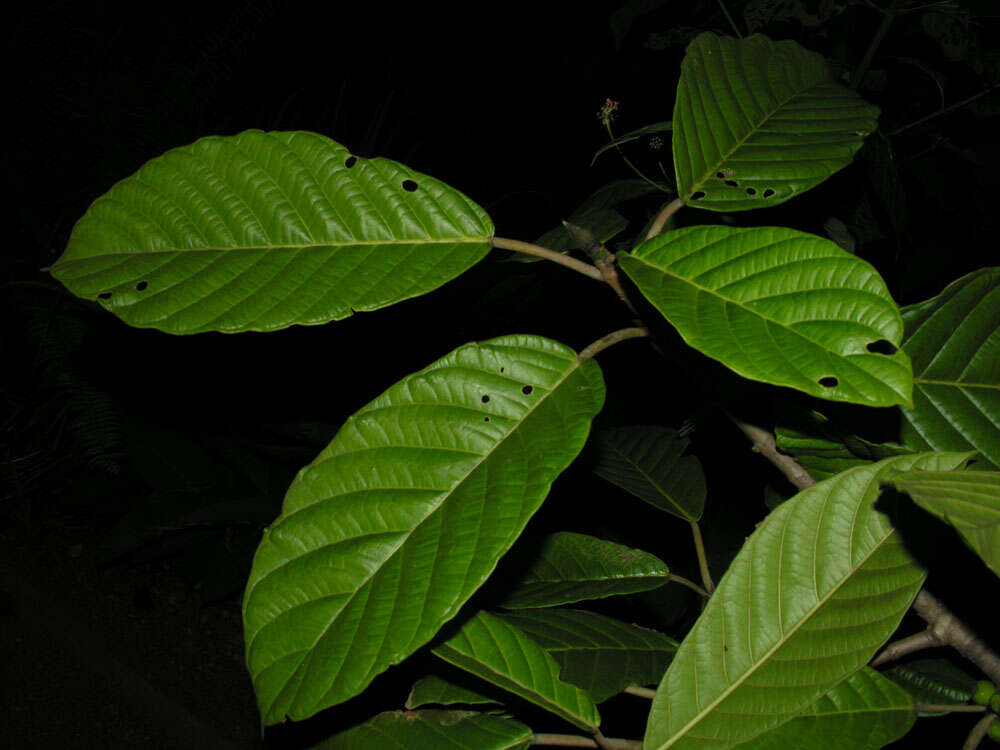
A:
[690,521,715,594]
[493,237,603,281]
[669,573,710,598]
[645,198,685,240]
[727,415,815,491]
[715,0,743,38]
[871,628,937,667]
[890,88,995,136]
[603,120,664,193]
[963,713,996,750]
[578,327,649,359]
[915,704,987,713]
[912,590,1000,685]
[531,733,642,749]
[851,0,904,90]
[624,685,657,699]
[562,220,638,314]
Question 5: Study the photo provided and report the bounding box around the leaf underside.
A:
[673,33,878,211]
[620,225,912,407]
[242,335,604,724]
[899,268,1000,469]
[311,710,531,750]
[50,130,494,334]
[644,452,971,750]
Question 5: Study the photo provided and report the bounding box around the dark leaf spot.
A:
[402,179,418,192]
[136,281,148,291]
[867,339,898,355]
[481,394,490,403]
[499,366,505,373]
[716,172,725,179]
[725,180,738,187]
[690,191,706,201]
[522,385,533,395]
[345,156,357,168]
[484,416,490,422]
[98,292,112,300]
[746,187,757,195]
[819,376,839,388]
[763,188,775,198]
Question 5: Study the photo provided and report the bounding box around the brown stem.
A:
[871,628,937,667]
[690,521,715,594]
[912,590,1000,685]
[669,573,710,598]
[578,327,649,359]
[728,415,815,491]
[915,704,987,714]
[962,713,996,750]
[645,197,685,240]
[531,734,642,750]
[493,236,603,281]
[624,685,657,699]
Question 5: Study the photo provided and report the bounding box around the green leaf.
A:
[672,33,878,211]
[532,210,628,255]
[620,226,912,407]
[643,452,972,750]
[497,608,678,703]
[406,675,500,710]
[734,668,914,749]
[432,611,601,731]
[242,335,605,724]
[499,532,669,609]
[591,121,673,166]
[49,130,494,334]
[310,710,531,750]
[592,425,706,521]
[899,268,1000,470]
[884,469,1000,578]
[885,658,977,715]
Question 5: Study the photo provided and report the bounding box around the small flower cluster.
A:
[597,98,619,125]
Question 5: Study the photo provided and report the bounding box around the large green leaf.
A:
[672,33,878,211]
[620,226,912,407]
[885,658,977,715]
[734,668,914,749]
[498,608,678,703]
[406,675,500,710]
[499,532,669,609]
[311,710,531,750]
[884,469,1000,578]
[643,452,972,750]
[899,268,1000,469]
[49,130,493,334]
[432,611,602,732]
[242,335,605,724]
[592,425,706,521]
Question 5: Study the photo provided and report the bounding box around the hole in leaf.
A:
[818,376,839,388]
[98,292,112,300]
[746,187,757,195]
[716,172,725,179]
[867,339,898,355]
[481,394,490,403]
[725,180,738,187]
[763,188,775,198]
[484,416,490,422]
[345,156,357,168]
[691,191,706,201]
[499,366,505,373]
[402,179,418,192]
[136,281,148,291]
[522,385,533,395]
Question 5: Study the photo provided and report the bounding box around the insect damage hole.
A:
[135,281,148,291]
[402,179,418,192]
[521,385,533,395]
[98,292,112,300]
[867,339,898,355]
[481,394,490,403]
[745,187,757,195]
[690,191,706,201]
[724,180,738,187]
[818,376,839,388]
[762,188,775,198]
[344,156,358,168]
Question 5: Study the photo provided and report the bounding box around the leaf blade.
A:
[242,335,605,724]
[311,710,532,750]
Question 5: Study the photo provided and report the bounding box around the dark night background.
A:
[2,1,997,748]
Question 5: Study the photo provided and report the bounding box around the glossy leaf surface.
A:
[592,425,706,521]
[406,675,499,710]
[620,226,912,406]
[885,469,1000,578]
[432,611,601,731]
[243,335,605,724]
[735,668,914,749]
[49,130,493,334]
[644,452,971,750]
[498,608,678,702]
[673,33,878,211]
[500,532,669,609]
[311,710,531,750]
[899,268,1000,469]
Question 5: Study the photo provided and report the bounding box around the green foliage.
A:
[46,20,999,750]
[887,659,977,715]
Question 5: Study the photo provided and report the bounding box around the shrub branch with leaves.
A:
[48,26,1000,750]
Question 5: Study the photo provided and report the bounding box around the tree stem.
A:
[912,590,1000,685]
[645,198,685,240]
[716,0,743,38]
[531,733,642,749]
[690,521,715,594]
[579,327,649,359]
[915,704,987,714]
[962,713,996,750]
[728,415,815,491]
[624,685,657,699]
[670,573,710,598]
[871,628,937,667]
[493,237,603,281]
